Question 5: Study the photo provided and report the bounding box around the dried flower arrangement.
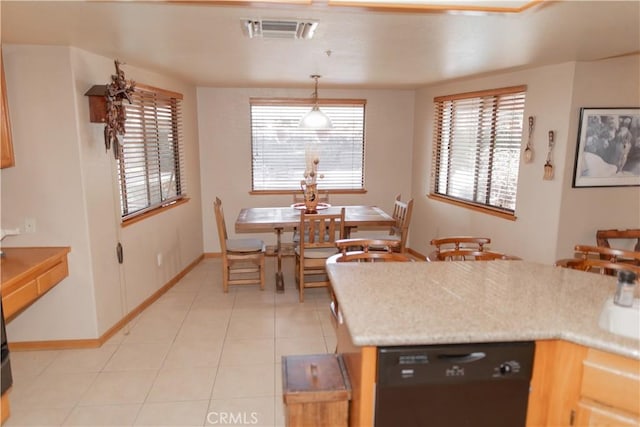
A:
[104,60,135,158]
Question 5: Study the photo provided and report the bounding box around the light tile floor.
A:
[5,257,337,427]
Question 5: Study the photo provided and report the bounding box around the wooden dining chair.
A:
[596,228,640,252]
[292,191,330,244]
[325,238,414,332]
[329,238,412,262]
[427,236,492,261]
[295,208,345,302]
[555,258,640,276]
[555,244,640,276]
[573,245,640,264]
[358,194,414,253]
[214,197,266,293]
[428,249,521,261]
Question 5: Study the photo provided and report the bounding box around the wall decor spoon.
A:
[524,116,534,163]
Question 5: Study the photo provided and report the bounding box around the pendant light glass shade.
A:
[299,75,332,129]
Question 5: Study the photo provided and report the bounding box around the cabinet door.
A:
[581,349,640,416]
[1,50,15,169]
[576,400,639,426]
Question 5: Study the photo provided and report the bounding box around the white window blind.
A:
[431,86,526,214]
[250,99,366,191]
[118,85,185,219]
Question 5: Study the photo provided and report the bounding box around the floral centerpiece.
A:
[300,157,324,213]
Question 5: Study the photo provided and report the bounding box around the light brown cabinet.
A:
[576,348,640,426]
[1,49,15,169]
[1,247,71,321]
[527,341,639,427]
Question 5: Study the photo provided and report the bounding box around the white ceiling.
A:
[1,1,639,89]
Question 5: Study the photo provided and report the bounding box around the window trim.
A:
[118,83,187,224]
[121,197,190,228]
[248,189,367,196]
[250,97,367,193]
[430,85,526,219]
[428,193,517,221]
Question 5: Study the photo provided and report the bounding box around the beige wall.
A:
[197,87,415,252]
[411,57,640,263]
[412,62,578,263]
[556,55,640,257]
[1,44,203,341]
[1,45,98,340]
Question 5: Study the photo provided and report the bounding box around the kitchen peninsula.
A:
[327,261,640,427]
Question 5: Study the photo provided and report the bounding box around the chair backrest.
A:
[573,245,640,264]
[428,236,492,261]
[428,249,519,261]
[328,238,413,263]
[335,238,402,254]
[390,194,414,252]
[556,258,640,276]
[213,197,228,253]
[293,190,330,204]
[299,208,345,250]
[596,228,640,252]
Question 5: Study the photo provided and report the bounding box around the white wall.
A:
[197,87,415,252]
[1,44,203,341]
[556,55,640,257]
[412,62,578,263]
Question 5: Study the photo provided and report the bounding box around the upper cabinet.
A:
[1,50,15,169]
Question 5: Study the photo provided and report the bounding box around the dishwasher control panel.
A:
[377,341,535,386]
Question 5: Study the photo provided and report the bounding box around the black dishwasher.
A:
[375,341,535,427]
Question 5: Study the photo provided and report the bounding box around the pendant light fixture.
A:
[299,75,332,129]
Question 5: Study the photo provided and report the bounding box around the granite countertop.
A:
[326,260,640,359]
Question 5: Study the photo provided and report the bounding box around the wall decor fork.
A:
[543,130,555,180]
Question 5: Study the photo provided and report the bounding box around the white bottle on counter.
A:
[613,270,637,308]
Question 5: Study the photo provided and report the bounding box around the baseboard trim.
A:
[203,252,222,258]
[9,254,204,351]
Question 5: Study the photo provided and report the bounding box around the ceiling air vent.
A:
[242,19,318,40]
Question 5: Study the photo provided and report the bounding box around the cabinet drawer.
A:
[36,260,68,294]
[581,349,640,416]
[3,280,38,318]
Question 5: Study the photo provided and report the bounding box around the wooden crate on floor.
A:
[282,353,351,427]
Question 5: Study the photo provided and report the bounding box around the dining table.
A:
[235,205,396,292]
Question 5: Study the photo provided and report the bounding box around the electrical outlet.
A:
[157,253,162,267]
[24,217,36,233]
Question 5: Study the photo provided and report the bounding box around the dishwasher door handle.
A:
[437,352,486,364]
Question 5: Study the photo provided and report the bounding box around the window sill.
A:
[428,194,516,221]
[249,189,367,195]
[121,197,190,227]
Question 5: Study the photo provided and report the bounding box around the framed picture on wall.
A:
[572,107,640,188]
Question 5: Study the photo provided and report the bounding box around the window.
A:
[431,85,526,215]
[118,84,185,220]
[250,98,366,192]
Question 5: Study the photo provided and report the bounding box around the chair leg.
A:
[222,258,229,293]
[298,256,305,302]
[299,280,304,302]
[294,254,300,288]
